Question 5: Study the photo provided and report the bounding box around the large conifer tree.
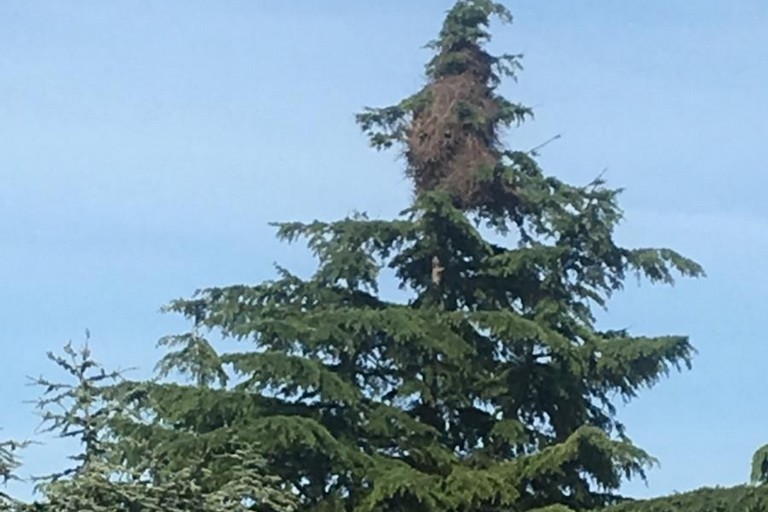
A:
[114,2,703,511]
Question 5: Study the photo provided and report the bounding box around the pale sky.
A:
[2,0,767,501]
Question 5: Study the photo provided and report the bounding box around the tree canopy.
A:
[2,2,738,512]
[102,1,703,511]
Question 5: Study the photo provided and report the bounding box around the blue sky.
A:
[1,0,766,501]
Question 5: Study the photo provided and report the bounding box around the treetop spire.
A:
[358,0,532,220]
[427,0,512,58]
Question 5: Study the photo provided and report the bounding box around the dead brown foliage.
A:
[406,44,509,209]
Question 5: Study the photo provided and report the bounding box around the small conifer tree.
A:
[6,338,296,512]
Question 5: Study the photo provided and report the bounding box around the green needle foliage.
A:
[602,486,768,512]
[595,441,768,511]
[106,2,704,512]
[7,339,296,512]
[0,439,27,511]
[750,443,768,485]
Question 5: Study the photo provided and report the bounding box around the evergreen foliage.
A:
[0,439,26,510]
[106,1,704,511]
[750,443,768,485]
[602,485,768,512]
[17,339,211,511]
[1,339,296,512]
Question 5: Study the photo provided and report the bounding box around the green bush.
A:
[604,486,768,512]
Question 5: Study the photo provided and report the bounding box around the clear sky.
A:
[1,0,766,501]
